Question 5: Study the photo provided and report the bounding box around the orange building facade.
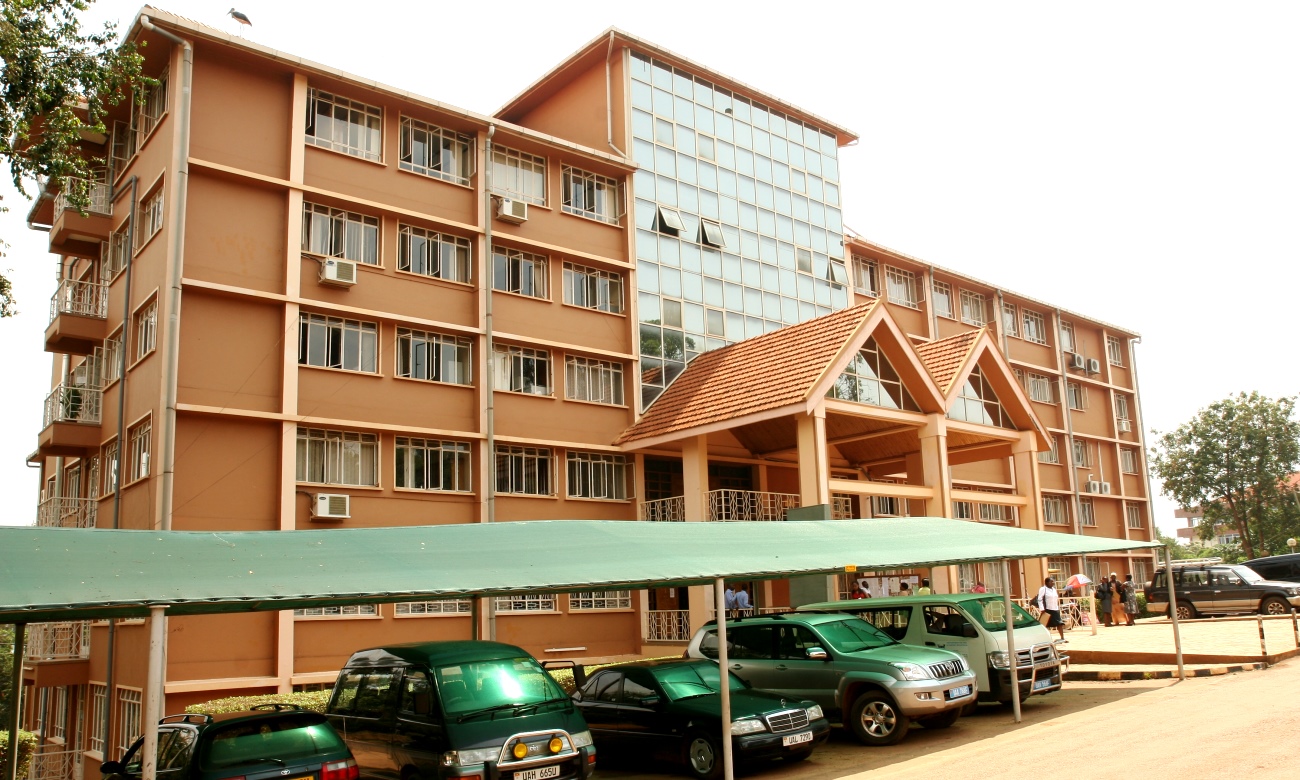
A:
[19,8,1153,773]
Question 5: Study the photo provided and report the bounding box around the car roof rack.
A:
[159,714,212,726]
[1168,557,1224,567]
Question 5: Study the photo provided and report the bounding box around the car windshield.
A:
[1232,566,1265,584]
[435,656,568,716]
[968,597,1039,631]
[812,618,895,652]
[199,715,345,770]
[654,663,747,702]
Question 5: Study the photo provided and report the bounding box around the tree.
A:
[0,0,146,316]
[1150,392,1300,560]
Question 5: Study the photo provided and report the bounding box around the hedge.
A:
[0,730,38,779]
[185,690,331,715]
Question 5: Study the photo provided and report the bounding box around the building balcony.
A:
[36,497,98,529]
[29,746,81,780]
[638,489,802,522]
[49,176,113,258]
[46,278,109,355]
[37,383,102,457]
[26,621,91,662]
[644,609,691,641]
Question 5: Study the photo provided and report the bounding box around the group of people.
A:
[851,577,934,599]
[723,584,751,615]
[1036,572,1138,640]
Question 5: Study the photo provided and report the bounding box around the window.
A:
[1078,498,1096,527]
[1001,303,1019,337]
[565,356,624,405]
[396,328,471,384]
[1022,310,1047,345]
[948,365,1012,427]
[885,266,919,308]
[88,684,107,754]
[1043,496,1068,526]
[978,503,1012,523]
[399,117,472,185]
[298,314,378,373]
[960,290,986,326]
[50,686,68,739]
[566,452,630,500]
[1072,438,1090,468]
[104,223,130,280]
[1038,435,1060,464]
[1060,321,1075,352]
[99,335,122,384]
[136,188,163,250]
[1133,559,1150,585]
[132,71,168,149]
[490,146,547,206]
[395,600,470,615]
[828,261,849,286]
[133,300,156,362]
[1120,448,1138,474]
[493,344,552,395]
[395,438,471,492]
[797,248,813,273]
[495,445,553,496]
[1126,504,1144,529]
[952,500,973,520]
[828,337,920,411]
[398,224,471,282]
[494,594,556,612]
[1114,394,1131,421]
[932,281,953,318]
[851,255,878,296]
[1107,335,1124,366]
[293,605,378,618]
[306,89,382,161]
[103,440,119,494]
[570,591,632,610]
[493,247,548,299]
[699,220,726,248]
[87,455,101,500]
[116,688,142,755]
[873,495,902,517]
[1066,381,1087,410]
[562,166,622,224]
[302,203,380,266]
[657,206,686,235]
[295,427,379,486]
[1026,373,1054,403]
[563,262,624,314]
[127,419,151,484]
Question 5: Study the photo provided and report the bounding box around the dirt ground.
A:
[594,657,1298,780]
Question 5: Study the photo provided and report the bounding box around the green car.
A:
[573,659,829,780]
[102,705,358,780]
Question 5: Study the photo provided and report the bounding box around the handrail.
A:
[49,278,109,322]
[42,383,103,428]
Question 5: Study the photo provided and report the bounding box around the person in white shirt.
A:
[734,586,751,615]
[1036,577,1065,640]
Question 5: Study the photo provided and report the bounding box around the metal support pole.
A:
[141,607,166,780]
[1163,546,1185,680]
[4,624,25,780]
[470,599,481,641]
[1257,616,1267,658]
[1291,608,1298,649]
[714,579,733,780]
[1001,561,1020,723]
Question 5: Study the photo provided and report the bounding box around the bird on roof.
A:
[228,8,252,26]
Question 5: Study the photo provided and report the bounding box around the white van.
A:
[797,593,1065,704]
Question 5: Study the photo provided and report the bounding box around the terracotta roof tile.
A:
[915,329,984,395]
[617,301,880,445]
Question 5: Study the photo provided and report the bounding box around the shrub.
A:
[185,690,331,715]
[0,730,38,779]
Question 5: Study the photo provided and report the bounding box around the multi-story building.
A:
[17,9,1154,775]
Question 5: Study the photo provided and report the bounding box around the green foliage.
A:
[184,690,332,715]
[0,729,38,779]
[0,625,12,724]
[1154,528,1248,564]
[1150,392,1300,560]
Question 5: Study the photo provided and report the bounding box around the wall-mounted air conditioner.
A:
[1084,480,1103,494]
[312,493,351,520]
[1086,358,1101,374]
[1100,481,1112,494]
[496,198,528,224]
[1069,353,1086,370]
[319,258,357,287]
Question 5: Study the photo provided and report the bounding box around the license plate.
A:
[781,731,813,747]
[1033,677,1054,690]
[514,765,562,780]
[946,685,972,700]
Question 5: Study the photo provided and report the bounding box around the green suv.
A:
[686,612,976,746]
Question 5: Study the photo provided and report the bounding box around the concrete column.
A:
[682,435,713,631]
[795,410,829,507]
[1012,431,1048,588]
[917,414,959,592]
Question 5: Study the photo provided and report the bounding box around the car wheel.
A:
[1174,602,1197,621]
[919,708,960,729]
[849,691,909,746]
[1261,597,1291,616]
[683,731,723,780]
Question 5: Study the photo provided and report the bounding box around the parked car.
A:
[325,641,595,780]
[796,593,1064,704]
[102,705,357,780]
[573,658,828,780]
[1145,561,1300,619]
[685,611,976,746]
[1243,552,1300,584]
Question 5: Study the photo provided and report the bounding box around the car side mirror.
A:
[806,647,829,662]
[100,762,124,776]
[962,624,978,638]
[638,695,662,708]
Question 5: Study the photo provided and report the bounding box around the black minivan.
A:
[1244,553,1300,583]
[325,641,595,780]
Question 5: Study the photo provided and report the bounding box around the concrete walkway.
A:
[1053,612,1300,668]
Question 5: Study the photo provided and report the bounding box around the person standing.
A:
[1096,576,1114,627]
[854,577,872,599]
[898,581,912,596]
[734,585,751,616]
[1038,577,1065,641]
[917,578,933,596]
[971,581,988,593]
[724,584,736,617]
[1122,574,1138,626]
[1109,574,1127,627]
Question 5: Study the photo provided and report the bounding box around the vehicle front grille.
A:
[928,659,965,679]
[764,709,810,732]
[1014,643,1056,667]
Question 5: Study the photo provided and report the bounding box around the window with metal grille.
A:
[103,223,131,281]
[493,344,552,395]
[960,290,986,326]
[1042,496,1068,525]
[1120,448,1138,474]
[563,262,624,314]
[395,600,471,615]
[400,117,472,185]
[133,299,157,362]
[565,356,624,405]
[952,500,973,520]
[1072,438,1090,467]
[132,71,168,150]
[293,604,378,618]
[395,437,471,492]
[295,428,379,486]
[932,281,953,318]
[298,313,378,373]
[1126,504,1144,529]
[1114,393,1131,421]
[563,166,623,224]
[398,224,471,281]
[127,419,151,484]
[566,452,630,500]
[493,247,548,299]
[494,594,557,612]
[135,188,163,251]
[495,445,553,496]
[1107,335,1124,366]
[1079,499,1096,527]
[1022,310,1047,344]
[569,591,632,610]
[396,328,471,384]
[852,255,878,296]
[88,684,107,754]
[116,688,142,755]
[1001,303,1019,337]
[1066,382,1087,410]
[306,88,382,161]
[1060,322,1076,352]
[1038,435,1060,464]
[1026,373,1054,403]
[490,146,547,206]
[302,202,380,265]
[103,440,119,494]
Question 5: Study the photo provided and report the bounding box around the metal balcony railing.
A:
[707,489,800,522]
[26,621,91,661]
[36,497,98,529]
[638,495,686,522]
[42,383,103,428]
[28,747,81,780]
[53,175,112,215]
[644,609,691,641]
[49,278,109,322]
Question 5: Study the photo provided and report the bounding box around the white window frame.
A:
[569,591,632,611]
[1107,335,1125,366]
[932,280,953,318]
[127,418,151,484]
[1022,310,1047,344]
[395,600,471,616]
[103,440,119,495]
[295,427,379,487]
[1066,381,1087,410]
[566,451,631,500]
[494,594,557,613]
[1126,504,1144,529]
[399,224,471,282]
[1072,438,1090,468]
[490,146,547,206]
[1042,496,1068,526]
[493,247,548,300]
[302,202,380,266]
[884,266,919,309]
[1038,435,1060,464]
[298,313,379,373]
[135,188,163,252]
[115,688,142,756]
[952,500,973,520]
[1079,498,1096,527]
[133,299,157,362]
[306,88,383,161]
[565,356,625,406]
[396,328,471,385]
[562,165,623,225]
[293,604,379,618]
[851,255,878,296]
[1001,303,1019,337]
[493,344,553,396]
[104,223,131,281]
[495,445,554,496]
[1026,372,1054,403]
[399,116,473,186]
[960,290,987,326]
[1120,448,1138,474]
[699,219,726,248]
[562,262,624,314]
[132,71,168,151]
[395,437,472,492]
[88,683,108,755]
[50,686,68,740]
[1114,393,1131,421]
[1060,321,1076,352]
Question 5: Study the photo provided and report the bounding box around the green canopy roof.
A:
[0,518,1160,623]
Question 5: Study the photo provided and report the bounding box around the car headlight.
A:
[804,704,824,721]
[1287,588,1300,597]
[441,747,500,767]
[730,718,767,735]
[891,662,930,681]
[988,651,1010,670]
[569,731,594,749]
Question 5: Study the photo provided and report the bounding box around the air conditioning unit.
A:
[1117,419,1132,433]
[319,258,357,287]
[1100,481,1112,494]
[1069,353,1086,370]
[1084,480,1103,494]
[496,198,528,224]
[1086,358,1101,374]
[311,493,351,520]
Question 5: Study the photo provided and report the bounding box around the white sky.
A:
[2,1,1298,536]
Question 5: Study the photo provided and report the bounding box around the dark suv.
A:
[102,705,357,780]
[1244,552,1300,583]
[1145,561,1300,620]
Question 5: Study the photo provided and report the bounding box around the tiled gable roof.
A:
[616,300,880,445]
[915,329,984,395]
